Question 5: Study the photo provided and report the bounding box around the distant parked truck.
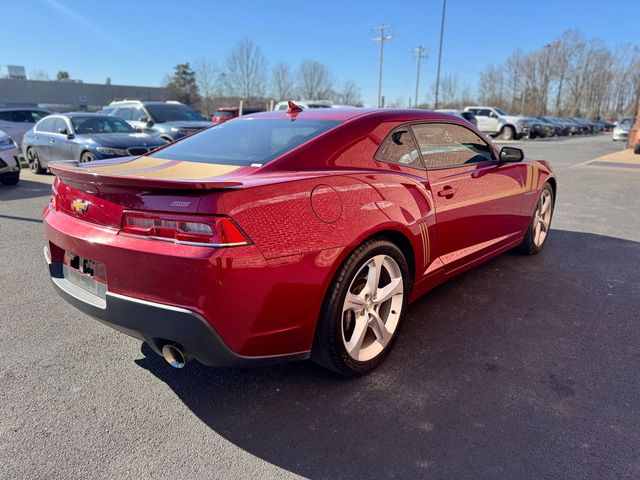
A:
[463,106,530,140]
[210,106,265,124]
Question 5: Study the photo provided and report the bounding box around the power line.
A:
[372,24,393,108]
[413,46,428,107]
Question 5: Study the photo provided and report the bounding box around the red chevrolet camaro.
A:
[43,106,556,376]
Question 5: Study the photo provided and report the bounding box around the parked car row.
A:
[462,105,613,140]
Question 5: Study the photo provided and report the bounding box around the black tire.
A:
[500,125,515,141]
[634,143,640,155]
[0,172,20,185]
[519,183,554,255]
[27,148,46,174]
[80,151,95,163]
[312,239,411,376]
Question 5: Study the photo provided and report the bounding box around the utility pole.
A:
[434,0,447,109]
[372,24,392,108]
[413,46,427,108]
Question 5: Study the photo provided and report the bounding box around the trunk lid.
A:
[49,156,248,228]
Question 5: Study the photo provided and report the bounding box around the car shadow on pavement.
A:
[135,229,640,479]
[0,178,52,201]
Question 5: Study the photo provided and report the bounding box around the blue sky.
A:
[3,0,636,107]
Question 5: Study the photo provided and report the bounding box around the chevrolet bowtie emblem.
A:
[71,198,90,214]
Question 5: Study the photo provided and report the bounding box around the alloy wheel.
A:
[533,189,553,247]
[341,254,404,362]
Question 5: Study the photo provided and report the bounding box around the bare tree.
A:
[335,79,362,106]
[30,69,50,81]
[194,58,219,116]
[222,38,268,99]
[297,60,334,100]
[271,62,296,101]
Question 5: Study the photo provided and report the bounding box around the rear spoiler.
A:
[48,160,244,191]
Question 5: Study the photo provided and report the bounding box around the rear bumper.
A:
[47,257,309,367]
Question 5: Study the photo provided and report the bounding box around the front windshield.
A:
[494,108,507,115]
[150,117,340,166]
[620,118,633,126]
[71,116,134,134]
[145,104,204,123]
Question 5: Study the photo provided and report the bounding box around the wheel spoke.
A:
[343,291,366,311]
[369,310,392,346]
[374,277,403,304]
[540,194,551,215]
[345,317,368,357]
[365,256,384,296]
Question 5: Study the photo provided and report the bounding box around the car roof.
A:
[244,108,470,124]
[0,107,50,112]
[58,112,114,118]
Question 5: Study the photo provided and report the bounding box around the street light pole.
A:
[373,24,392,108]
[434,0,446,110]
[414,46,427,108]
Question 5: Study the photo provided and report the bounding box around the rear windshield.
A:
[214,111,234,118]
[150,118,340,166]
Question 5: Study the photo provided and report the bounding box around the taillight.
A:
[120,211,250,247]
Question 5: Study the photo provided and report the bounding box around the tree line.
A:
[164,38,363,115]
[476,29,640,119]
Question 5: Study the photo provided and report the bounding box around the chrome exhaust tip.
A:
[162,344,188,369]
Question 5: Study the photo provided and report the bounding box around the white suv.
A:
[463,106,529,140]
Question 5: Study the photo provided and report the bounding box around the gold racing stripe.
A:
[419,222,430,266]
[127,161,241,179]
[79,157,172,174]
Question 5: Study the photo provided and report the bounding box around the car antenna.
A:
[286,100,303,114]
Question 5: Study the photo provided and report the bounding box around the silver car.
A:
[613,117,633,141]
[0,130,20,185]
[0,108,51,148]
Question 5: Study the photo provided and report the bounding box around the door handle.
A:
[437,186,457,199]
[49,139,55,143]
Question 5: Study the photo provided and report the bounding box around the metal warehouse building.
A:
[0,78,167,111]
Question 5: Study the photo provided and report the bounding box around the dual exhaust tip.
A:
[161,344,190,369]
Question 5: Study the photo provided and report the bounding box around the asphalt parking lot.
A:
[1,134,639,479]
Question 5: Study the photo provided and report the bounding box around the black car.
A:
[22,113,168,174]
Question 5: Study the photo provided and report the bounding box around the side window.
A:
[374,127,422,168]
[37,118,56,133]
[0,112,12,121]
[12,111,31,123]
[53,118,69,134]
[129,108,145,121]
[31,111,50,122]
[411,123,495,169]
[115,108,131,121]
[478,109,492,117]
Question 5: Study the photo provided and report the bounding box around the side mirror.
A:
[499,146,524,162]
[146,120,155,127]
[489,112,498,119]
[139,115,148,123]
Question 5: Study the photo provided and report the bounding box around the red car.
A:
[43,106,556,376]
[210,106,264,124]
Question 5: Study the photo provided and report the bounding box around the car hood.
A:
[157,121,212,129]
[80,133,167,148]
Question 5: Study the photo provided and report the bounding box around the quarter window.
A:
[375,127,422,168]
[411,123,495,169]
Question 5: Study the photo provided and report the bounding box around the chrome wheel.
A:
[80,152,94,163]
[533,189,552,247]
[28,149,40,173]
[341,254,404,362]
